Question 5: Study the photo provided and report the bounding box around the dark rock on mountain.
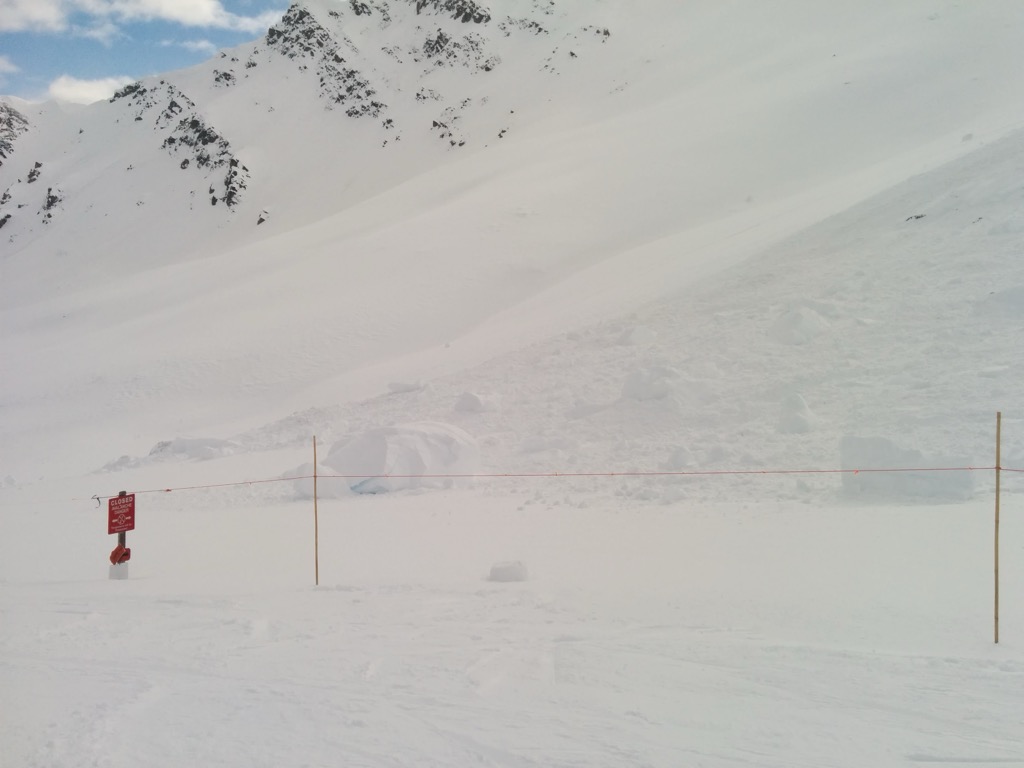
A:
[111,79,249,208]
[411,0,491,24]
[267,5,385,118]
[1,0,617,248]
[41,186,63,222]
[0,103,29,168]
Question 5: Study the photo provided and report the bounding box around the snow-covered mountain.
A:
[4,0,1022,286]
[3,0,1023,479]
[0,0,623,268]
[2,3,1024,765]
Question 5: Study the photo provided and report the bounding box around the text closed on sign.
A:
[107,494,136,535]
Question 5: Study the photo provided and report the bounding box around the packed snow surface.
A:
[2,1,1024,766]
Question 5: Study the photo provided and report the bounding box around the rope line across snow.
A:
[76,464,1023,502]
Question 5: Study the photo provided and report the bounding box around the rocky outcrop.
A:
[421,28,499,71]
[0,0,620,246]
[111,80,249,208]
[408,0,491,23]
[41,186,63,223]
[111,80,198,127]
[251,0,616,151]
[162,117,249,207]
[0,103,29,169]
[0,158,52,231]
[266,6,336,57]
[266,4,385,118]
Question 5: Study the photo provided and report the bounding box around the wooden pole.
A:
[995,412,1001,644]
[314,435,320,587]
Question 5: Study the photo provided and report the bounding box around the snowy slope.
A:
[5,0,1024,479]
[2,2,1024,766]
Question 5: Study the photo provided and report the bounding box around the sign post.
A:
[313,436,320,587]
[108,491,135,579]
[995,412,1001,644]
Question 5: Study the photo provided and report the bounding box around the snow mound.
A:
[778,393,816,434]
[617,325,658,346]
[487,561,528,583]
[324,422,480,494]
[101,436,241,470]
[662,446,695,471]
[839,436,974,502]
[287,463,350,500]
[387,381,425,395]
[146,437,240,461]
[621,366,680,401]
[454,391,498,413]
[769,306,829,345]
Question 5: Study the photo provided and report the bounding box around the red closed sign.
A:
[108,493,136,535]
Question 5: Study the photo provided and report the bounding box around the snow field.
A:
[2,489,1022,767]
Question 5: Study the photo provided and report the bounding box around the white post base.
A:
[108,563,130,580]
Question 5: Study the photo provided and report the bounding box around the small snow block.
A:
[488,561,528,583]
[108,563,130,580]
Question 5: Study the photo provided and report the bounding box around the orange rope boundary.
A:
[80,464,1023,502]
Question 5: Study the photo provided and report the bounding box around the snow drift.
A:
[839,435,974,502]
[324,422,480,493]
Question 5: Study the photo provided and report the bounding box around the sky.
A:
[0,0,286,103]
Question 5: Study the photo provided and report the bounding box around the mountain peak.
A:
[0,0,624,255]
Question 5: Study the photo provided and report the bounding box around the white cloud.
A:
[181,39,216,53]
[0,56,22,75]
[90,1,283,32]
[161,38,218,55]
[47,74,135,104]
[225,9,283,34]
[0,1,283,34]
[74,20,124,45]
[0,0,67,31]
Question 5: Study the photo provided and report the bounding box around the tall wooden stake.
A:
[995,412,1001,644]
[314,435,320,587]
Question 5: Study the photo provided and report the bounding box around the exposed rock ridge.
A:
[0,103,29,169]
[266,4,386,118]
[3,0,620,245]
[110,81,198,127]
[0,160,65,231]
[111,80,250,207]
[408,0,491,23]
[162,117,250,207]
[420,28,499,71]
[0,185,11,230]
[345,0,388,21]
